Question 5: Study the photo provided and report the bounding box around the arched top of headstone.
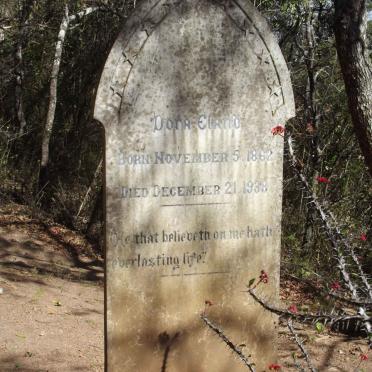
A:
[94,0,295,127]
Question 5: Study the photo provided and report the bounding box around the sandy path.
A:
[0,267,104,371]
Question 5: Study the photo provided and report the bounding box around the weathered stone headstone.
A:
[95,0,295,370]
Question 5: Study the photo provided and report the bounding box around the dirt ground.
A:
[0,204,370,371]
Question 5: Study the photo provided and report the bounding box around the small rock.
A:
[0,288,3,294]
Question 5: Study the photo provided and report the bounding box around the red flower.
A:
[360,233,367,242]
[205,300,213,307]
[331,281,341,291]
[271,125,285,136]
[316,176,330,184]
[360,353,368,361]
[288,304,298,314]
[268,363,281,370]
[259,270,269,284]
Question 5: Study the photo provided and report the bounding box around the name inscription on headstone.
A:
[95,1,295,371]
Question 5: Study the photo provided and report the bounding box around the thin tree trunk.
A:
[86,185,104,249]
[38,6,99,191]
[75,157,103,230]
[301,0,320,253]
[15,0,33,135]
[68,7,98,23]
[39,5,70,190]
[15,41,26,134]
[334,0,372,177]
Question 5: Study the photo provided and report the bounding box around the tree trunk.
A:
[38,6,100,191]
[15,0,33,135]
[39,5,70,190]
[86,185,104,250]
[68,7,98,23]
[75,156,103,231]
[15,40,27,134]
[301,0,320,254]
[334,0,372,177]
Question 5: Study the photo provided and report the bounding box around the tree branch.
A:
[248,288,370,334]
[287,319,317,372]
[68,7,99,23]
[200,313,256,371]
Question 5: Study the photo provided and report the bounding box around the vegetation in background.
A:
[0,0,371,277]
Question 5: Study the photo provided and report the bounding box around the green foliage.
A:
[248,278,256,288]
[315,322,325,333]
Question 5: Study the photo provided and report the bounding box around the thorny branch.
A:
[248,288,371,337]
[200,313,256,372]
[287,319,317,372]
[328,210,372,301]
[222,133,372,372]
[287,136,362,299]
[286,273,372,309]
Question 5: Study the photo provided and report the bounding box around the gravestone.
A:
[94,0,295,370]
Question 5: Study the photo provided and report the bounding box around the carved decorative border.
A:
[94,0,295,127]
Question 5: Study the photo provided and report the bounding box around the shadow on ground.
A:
[0,217,103,283]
